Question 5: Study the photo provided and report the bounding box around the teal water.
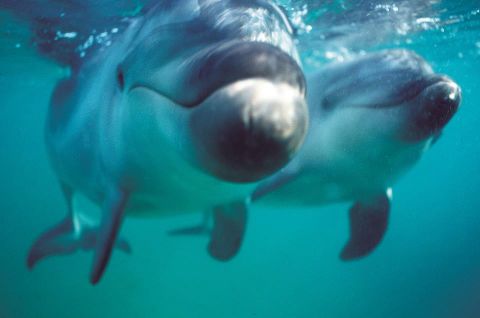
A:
[1,1,480,317]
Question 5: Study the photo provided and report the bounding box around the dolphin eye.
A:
[117,68,124,91]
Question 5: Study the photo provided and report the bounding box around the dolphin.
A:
[252,49,461,259]
[2,0,308,284]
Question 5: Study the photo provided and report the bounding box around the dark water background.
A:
[0,1,479,317]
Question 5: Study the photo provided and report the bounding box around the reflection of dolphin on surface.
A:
[2,0,308,284]
[253,49,461,260]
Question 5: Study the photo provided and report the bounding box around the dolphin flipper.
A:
[27,183,74,268]
[90,189,129,285]
[169,202,248,261]
[340,190,391,260]
[27,216,76,269]
[208,201,248,261]
[27,183,131,283]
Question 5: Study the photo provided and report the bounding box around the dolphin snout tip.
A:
[404,77,461,142]
[191,79,308,183]
[421,78,461,130]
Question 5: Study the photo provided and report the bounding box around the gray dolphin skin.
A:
[3,0,308,284]
[253,49,461,260]
[3,0,462,285]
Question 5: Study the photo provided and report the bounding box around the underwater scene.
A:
[0,0,479,317]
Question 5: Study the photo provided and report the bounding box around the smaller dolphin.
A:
[252,49,461,259]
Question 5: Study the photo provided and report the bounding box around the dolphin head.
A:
[117,1,308,183]
[306,50,461,189]
[313,49,460,141]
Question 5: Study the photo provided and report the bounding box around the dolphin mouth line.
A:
[364,75,453,110]
[130,80,265,109]
[129,84,190,106]
[404,75,455,101]
[129,82,241,109]
[129,78,300,109]
[321,74,452,112]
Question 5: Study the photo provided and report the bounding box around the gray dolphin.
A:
[253,49,461,259]
[3,0,308,284]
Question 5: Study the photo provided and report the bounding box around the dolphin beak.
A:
[403,76,461,142]
[190,78,308,183]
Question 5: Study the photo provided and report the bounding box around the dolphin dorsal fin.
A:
[1,0,146,66]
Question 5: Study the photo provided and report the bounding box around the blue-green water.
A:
[1,1,480,317]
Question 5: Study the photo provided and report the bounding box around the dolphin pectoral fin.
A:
[208,201,247,261]
[90,189,129,285]
[27,216,76,269]
[27,184,131,272]
[27,182,77,269]
[168,211,211,236]
[81,224,132,255]
[27,219,132,269]
[340,189,391,261]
